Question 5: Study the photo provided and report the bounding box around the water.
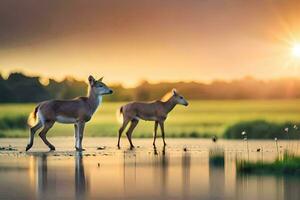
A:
[0,138,299,200]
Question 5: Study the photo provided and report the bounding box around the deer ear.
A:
[88,75,96,85]
[172,88,178,96]
[98,77,104,82]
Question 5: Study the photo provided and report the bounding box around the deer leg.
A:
[159,121,167,146]
[39,121,55,151]
[126,119,139,149]
[153,121,158,147]
[26,120,43,151]
[76,122,85,151]
[74,123,78,149]
[117,118,130,149]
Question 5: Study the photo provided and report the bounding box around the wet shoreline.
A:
[0,138,300,200]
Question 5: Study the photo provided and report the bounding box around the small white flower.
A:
[241,131,246,135]
[274,137,277,141]
[294,125,298,130]
[284,128,289,133]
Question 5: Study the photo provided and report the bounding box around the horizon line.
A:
[2,70,300,88]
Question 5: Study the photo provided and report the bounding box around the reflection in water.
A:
[154,146,169,198]
[28,153,88,200]
[161,146,168,198]
[236,173,283,200]
[236,169,300,200]
[75,152,87,200]
[182,151,191,199]
[284,177,300,200]
[1,139,300,200]
[36,154,48,199]
[122,146,170,198]
[122,148,137,195]
[208,149,225,200]
[31,151,299,200]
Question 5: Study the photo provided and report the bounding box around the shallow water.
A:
[0,137,299,200]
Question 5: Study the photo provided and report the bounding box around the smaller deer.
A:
[26,75,113,151]
[117,89,188,148]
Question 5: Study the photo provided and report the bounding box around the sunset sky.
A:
[1,0,300,86]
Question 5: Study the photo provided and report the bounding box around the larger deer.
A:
[26,75,113,151]
[117,89,188,148]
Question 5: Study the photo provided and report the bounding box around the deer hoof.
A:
[49,146,56,151]
[25,144,32,151]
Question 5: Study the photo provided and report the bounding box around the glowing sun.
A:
[292,44,300,57]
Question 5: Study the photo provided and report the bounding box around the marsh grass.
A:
[209,148,225,166]
[224,120,300,139]
[237,151,300,175]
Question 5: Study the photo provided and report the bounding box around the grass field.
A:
[0,100,300,138]
[237,152,300,175]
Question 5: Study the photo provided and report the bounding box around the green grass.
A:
[0,115,27,130]
[224,120,300,139]
[237,152,300,175]
[209,148,225,166]
[0,99,300,138]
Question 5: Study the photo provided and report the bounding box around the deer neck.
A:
[87,89,102,114]
[163,97,177,114]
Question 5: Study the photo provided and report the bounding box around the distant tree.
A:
[1,73,49,102]
[1,72,300,102]
[135,80,151,101]
[46,77,86,99]
[105,84,133,102]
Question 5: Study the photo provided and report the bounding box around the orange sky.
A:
[0,0,300,86]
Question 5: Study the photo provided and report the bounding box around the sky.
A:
[0,0,300,86]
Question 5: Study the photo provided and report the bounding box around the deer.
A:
[26,75,113,152]
[117,89,188,149]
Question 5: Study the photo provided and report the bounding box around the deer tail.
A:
[116,106,124,124]
[27,104,40,127]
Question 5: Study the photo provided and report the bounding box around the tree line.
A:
[1,72,300,103]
